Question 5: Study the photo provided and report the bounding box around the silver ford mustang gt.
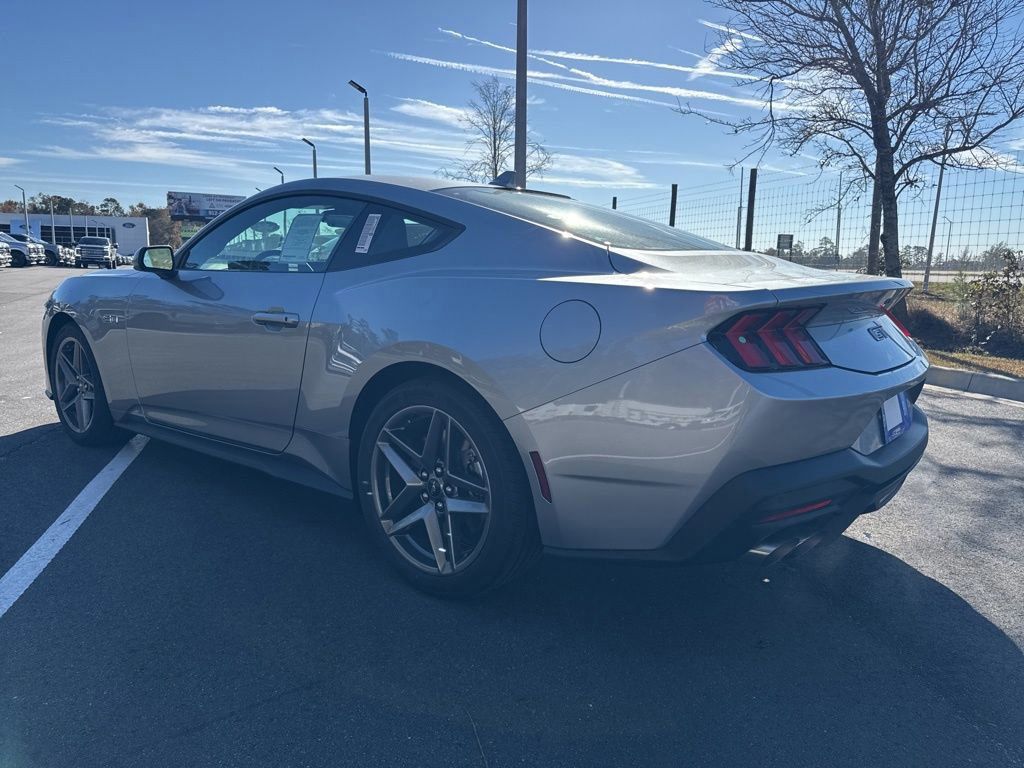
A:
[42,177,929,595]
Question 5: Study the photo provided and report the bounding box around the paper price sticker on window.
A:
[355,213,381,254]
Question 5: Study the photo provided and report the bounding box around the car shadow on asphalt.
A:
[2,436,1022,767]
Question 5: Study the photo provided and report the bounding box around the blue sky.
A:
[1,0,819,207]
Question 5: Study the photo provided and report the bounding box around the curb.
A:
[926,365,1024,403]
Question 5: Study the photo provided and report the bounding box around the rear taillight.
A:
[882,307,911,338]
[709,306,830,372]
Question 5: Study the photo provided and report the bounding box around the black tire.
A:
[50,324,120,446]
[356,377,541,597]
[13,253,26,268]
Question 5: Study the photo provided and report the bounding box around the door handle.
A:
[251,311,300,329]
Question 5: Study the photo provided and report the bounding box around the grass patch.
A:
[907,281,1023,379]
[923,349,1024,379]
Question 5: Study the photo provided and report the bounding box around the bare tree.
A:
[441,77,552,183]
[680,0,1024,284]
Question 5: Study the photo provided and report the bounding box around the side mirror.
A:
[135,245,176,276]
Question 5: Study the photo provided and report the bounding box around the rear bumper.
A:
[547,405,928,563]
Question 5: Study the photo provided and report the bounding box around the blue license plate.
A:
[881,392,911,443]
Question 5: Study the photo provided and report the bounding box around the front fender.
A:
[43,272,141,417]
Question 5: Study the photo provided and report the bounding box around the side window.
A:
[183,196,365,272]
[349,206,454,264]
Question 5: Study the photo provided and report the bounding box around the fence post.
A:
[669,183,678,227]
[743,169,757,251]
[923,154,947,294]
[737,167,745,249]
[834,172,843,270]
[611,196,617,210]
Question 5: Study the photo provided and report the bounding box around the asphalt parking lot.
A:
[2,266,1023,767]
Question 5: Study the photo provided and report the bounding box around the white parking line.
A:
[0,434,149,619]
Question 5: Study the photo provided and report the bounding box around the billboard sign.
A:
[167,191,245,222]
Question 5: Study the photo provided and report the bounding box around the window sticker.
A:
[279,213,323,262]
[354,213,381,254]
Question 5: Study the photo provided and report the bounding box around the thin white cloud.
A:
[0,157,20,167]
[530,48,758,81]
[697,19,762,42]
[631,157,732,169]
[689,38,743,81]
[385,52,767,112]
[439,27,572,71]
[390,98,470,128]
[564,66,782,110]
[543,153,657,189]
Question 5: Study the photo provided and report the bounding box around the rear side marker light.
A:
[709,306,830,371]
[758,499,832,524]
[530,451,552,502]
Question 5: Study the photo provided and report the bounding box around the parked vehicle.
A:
[42,177,929,596]
[0,240,11,268]
[59,246,77,266]
[10,233,64,266]
[74,236,116,269]
[0,231,45,266]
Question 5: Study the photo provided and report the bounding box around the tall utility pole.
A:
[50,198,56,243]
[513,0,527,189]
[14,185,29,236]
[348,80,371,174]
[301,138,317,178]
[69,203,75,243]
[273,166,284,185]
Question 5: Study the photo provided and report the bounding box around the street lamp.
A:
[255,187,263,192]
[273,166,284,185]
[348,80,371,175]
[13,184,29,237]
[301,137,317,178]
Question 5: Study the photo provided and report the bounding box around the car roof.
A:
[252,175,567,197]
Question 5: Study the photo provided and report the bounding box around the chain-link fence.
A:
[613,156,1024,282]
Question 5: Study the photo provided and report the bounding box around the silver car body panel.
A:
[42,176,928,554]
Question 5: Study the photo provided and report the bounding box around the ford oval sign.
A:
[122,222,136,228]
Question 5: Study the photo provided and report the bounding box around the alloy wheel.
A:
[371,406,491,575]
[54,337,96,434]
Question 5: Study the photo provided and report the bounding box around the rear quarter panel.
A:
[289,216,779,489]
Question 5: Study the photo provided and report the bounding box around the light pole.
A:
[69,203,76,243]
[513,0,527,188]
[273,166,284,185]
[14,185,29,236]
[301,138,317,178]
[348,80,371,175]
[255,187,263,193]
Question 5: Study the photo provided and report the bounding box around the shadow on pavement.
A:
[1,439,1021,767]
[0,424,128,574]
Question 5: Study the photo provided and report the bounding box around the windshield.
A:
[0,232,18,244]
[78,237,110,245]
[437,187,730,251]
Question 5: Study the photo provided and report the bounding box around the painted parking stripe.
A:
[0,434,149,619]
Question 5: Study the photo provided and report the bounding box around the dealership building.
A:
[0,212,150,255]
